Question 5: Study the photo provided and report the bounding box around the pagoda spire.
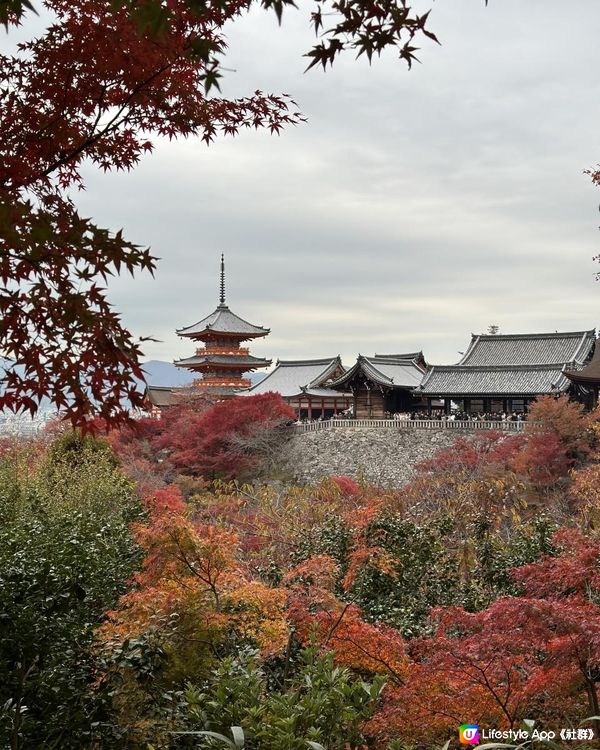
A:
[219,253,226,305]
[175,256,271,397]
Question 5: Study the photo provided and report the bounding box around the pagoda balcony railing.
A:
[195,346,250,356]
[193,377,252,388]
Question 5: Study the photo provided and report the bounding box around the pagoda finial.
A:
[219,253,226,305]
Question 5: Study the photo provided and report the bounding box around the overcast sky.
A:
[73,1,600,369]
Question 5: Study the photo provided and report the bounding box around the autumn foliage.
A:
[154,392,295,478]
[9,394,600,748]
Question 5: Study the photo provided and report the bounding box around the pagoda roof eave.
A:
[174,354,272,369]
[177,329,269,341]
[177,304,270,339]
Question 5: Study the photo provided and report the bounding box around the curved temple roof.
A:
[177,304,270,340]
[565,340,600,384]
[419,330,596,397]
[419,364,573,397]
[145,385,179,408]
[457,330,595,367]
[175,353,271,369]
[242,357,346,398]
[330,354,426,390]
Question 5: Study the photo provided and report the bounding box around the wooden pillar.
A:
[321,398,325,418]
[503,398,508,413]
[333,398,338,414]
[308,398,313,421]
[367,387,372,419]
[464,398,471,415]
[444,398,451,415]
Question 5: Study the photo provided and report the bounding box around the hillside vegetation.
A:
[3,394,600,748]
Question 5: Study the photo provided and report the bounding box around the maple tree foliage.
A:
[509,396,598,489]
[97,483,289,742]
[525,395,597,455]
[362,527,600,747]
[285,554,409,685]
[153,392,295,478]
[0,0,443,429]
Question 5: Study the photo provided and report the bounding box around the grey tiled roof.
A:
[175,354,271,368]
[242,357,345,398]
[299,386,351,398]
[177,304,270,339]
[330,355,425,390]
[419,365,573,396]
[565,341,600,383]
[146,386,178,408]
[374,352,424,361]
[419,330,596,397]
[458,330,595,366]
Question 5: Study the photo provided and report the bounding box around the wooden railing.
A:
[290,419,527,434]
[193,377,252,388]
[195,346,249,356]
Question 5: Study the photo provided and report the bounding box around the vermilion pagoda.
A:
[174,255,271,396]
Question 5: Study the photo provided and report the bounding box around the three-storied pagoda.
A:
[174,255,271,397]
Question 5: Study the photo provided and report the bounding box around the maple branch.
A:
[323,600,353,644]
[451,655,516,727]
[337,634,405,686]
[169,531,222,609]
[40,60,177,182]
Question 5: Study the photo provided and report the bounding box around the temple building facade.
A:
[243,356,352,418]
[329,353,427,418]
[174,255,271,398]
[565,343,600,409]
[417,330,596,414]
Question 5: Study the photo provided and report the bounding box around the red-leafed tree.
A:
[285,555,409,685]
[97,483,289,742]
[525,395,596,458]
[365,527,600,748]
[154,392,294,478]
[101,414,167,493]
[1,1,441,428]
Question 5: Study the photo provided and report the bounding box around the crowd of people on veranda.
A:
[390,410,527,422]
[293,410,527,424]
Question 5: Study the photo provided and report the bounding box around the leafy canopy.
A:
[1,0,441,427]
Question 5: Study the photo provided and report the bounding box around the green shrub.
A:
[0,436,142,749]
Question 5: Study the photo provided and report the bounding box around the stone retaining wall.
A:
[279,427,470,487]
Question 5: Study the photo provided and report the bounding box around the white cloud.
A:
[74,0,600,371]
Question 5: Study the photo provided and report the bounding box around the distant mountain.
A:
[140,360,194,387]
[141,360,266,388]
